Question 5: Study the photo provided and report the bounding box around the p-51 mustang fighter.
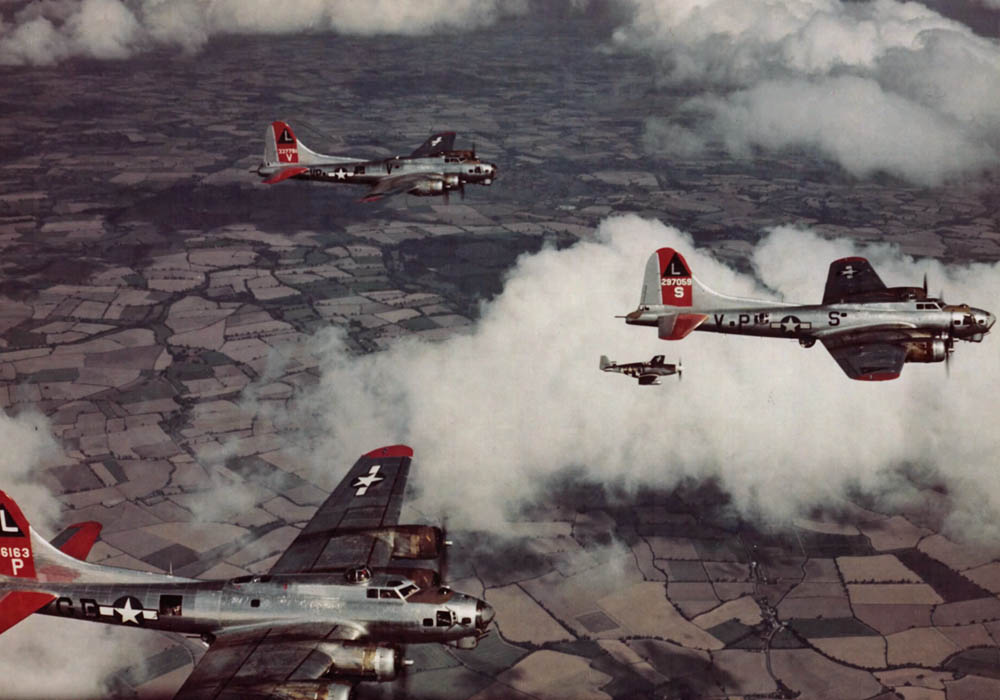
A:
[256,121,498,202]
[600,354,681,384]
[624,248,995,380]
[0,445,494,700]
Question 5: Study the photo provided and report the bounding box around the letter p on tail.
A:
[0,492,35,579]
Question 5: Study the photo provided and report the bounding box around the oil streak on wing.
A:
[822,257,887,304]
[361,173,440,202]
[269,445,413,575]
[172,622,363,700]
[822,340,906,381]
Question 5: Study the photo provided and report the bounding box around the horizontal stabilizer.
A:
[264,166,309,184]
[0,591,55,635]
[658,313,708,340]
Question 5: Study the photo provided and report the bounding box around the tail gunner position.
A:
[256,121,497,202]
[0,446,494,700]
[625,248,994,380]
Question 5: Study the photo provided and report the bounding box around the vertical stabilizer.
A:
[0,491,36,579]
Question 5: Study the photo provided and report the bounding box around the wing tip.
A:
[364,445,413,458]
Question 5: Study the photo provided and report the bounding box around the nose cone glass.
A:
[476,600,495,628]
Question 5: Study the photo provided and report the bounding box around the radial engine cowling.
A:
[409,179,445,196]
[320,642,402,682]
[442,173,460,189]
[389,525,445,559]
[905,339,948,363]
[264,680,356,700]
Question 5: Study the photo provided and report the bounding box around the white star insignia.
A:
[115,598,142,625]
[352,465,384,496]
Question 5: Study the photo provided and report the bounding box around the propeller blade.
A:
[443,188,449,205]
[923,273,928,296]
[677,358,683,381]
[460,182,465,200]
[439,517,451,586]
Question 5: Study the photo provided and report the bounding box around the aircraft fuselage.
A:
[627,300,991,343]
[28,573,490,645]
[257,151,497,192]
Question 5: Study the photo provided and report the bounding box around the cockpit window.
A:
[380,589,401,600]
[398,584,418,598]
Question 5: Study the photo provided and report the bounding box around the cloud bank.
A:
[273,215,1000,543]
[0,0,528,65]
[622,0,1000,184]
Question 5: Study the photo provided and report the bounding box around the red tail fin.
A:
[655,248,694,307]
[0,492,54,634]
[271,121,299,164]
[0,492,36,579]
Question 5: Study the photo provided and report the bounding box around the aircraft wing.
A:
[172,622,364,700]
[823,257,887,304]
[268,445,413,574]
[822,340,907,381]
[410,132,456,157]
[361,172,440,202]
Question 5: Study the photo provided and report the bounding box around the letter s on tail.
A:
[641,248,694,307]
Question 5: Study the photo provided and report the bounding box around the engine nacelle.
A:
[319,642,402,682]
[389,525,446,559]
[408,179,445,196]
[261,680,356,700]
[449,635,480,650]
[905,339,948,363]
[442,173,460,188]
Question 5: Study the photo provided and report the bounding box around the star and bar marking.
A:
[351,465,384,496]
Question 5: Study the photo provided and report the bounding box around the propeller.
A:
[676,358,683,381]
[438,516,452,587]
[922,272,928,297]
[459,182,465,201]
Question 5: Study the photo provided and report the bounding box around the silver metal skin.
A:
[624,248,994,380]
[0,446,495,699]
[28,571,493,649]
[256,122,497,201]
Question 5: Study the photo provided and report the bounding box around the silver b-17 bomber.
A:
[256,121,497,202]
[0,446,494,700]
[625,248,995,380]
[600,354,681,385]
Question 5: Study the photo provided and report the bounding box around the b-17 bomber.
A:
[0,446,494,700]
[600,354,681,385]
[624,248,995,380]
[256,121,497,202]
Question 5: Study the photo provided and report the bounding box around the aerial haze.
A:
[0,0,999,698]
